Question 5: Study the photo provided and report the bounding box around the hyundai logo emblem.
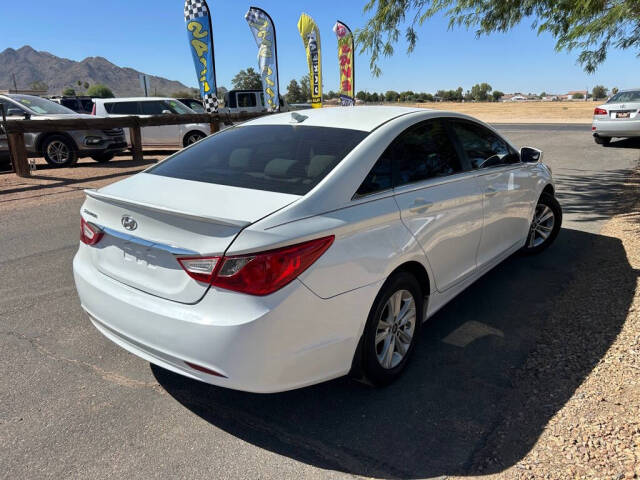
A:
[121,215,138,231]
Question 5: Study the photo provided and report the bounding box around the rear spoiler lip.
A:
[84,189,251,228]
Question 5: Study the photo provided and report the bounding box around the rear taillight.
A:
[594,107,607,115]
[178,236,334,296]
[80,218,103,245]
[91,103,96,115]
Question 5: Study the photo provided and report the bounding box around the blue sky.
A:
[2,0,638,94]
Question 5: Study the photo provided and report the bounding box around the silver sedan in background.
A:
[592,88,640,145]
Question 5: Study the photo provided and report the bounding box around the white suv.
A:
[93,97,210,148]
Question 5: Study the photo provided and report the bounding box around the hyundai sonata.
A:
[73,106,561,393]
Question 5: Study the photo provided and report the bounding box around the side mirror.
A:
[520,146,543,163]
[161,109,172,115]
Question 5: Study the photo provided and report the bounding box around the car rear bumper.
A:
[592,118,640,137]
[73,244,378,393]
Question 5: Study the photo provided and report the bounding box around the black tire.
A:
[90,152,115,163]
[42,135,77,167]
[522,192,562,255]
[360,271,423,386]
[594,136,611,145]
[183,131,206,147]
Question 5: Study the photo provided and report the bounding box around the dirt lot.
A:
[0,153,169,212]
[408,101,596,124]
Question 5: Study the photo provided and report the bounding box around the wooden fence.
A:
[1,111,268,177]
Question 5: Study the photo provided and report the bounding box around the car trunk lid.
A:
[82,173,299,303]
[605,102,640,121]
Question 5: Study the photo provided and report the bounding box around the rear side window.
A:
[61,99,78,110]
[148,125,368,195]
[105,102,139,114]
[450,120,515,169]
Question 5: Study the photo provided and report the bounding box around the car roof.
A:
[244,106,427,132]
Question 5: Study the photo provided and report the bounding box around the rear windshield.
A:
[607,91,640,103]
[148,124,368,195]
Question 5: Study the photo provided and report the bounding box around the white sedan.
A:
[592,88,640,145]
[73,107,561,393]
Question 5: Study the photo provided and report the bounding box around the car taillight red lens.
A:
[80,218,103,245]
[91,103,96,115]
[178,236,334,296]
[594,107,607,115]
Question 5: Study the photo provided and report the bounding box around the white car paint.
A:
[93,97,210,147]
[73,106,554,393]
[592,88,640,140]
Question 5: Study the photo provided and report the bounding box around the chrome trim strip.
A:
[99,225,198,256]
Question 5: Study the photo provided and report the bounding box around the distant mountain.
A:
[0,46,193,97]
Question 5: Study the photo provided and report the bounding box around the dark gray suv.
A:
[0,94,127,167]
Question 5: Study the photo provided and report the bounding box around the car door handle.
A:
[409,198,434,213]
[485,187,498,197]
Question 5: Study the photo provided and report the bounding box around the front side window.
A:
[450,120,515,169]
[106,102,139,115]
[391,119,462,187]
[140,101,167,115]
[237,93,257,108]
[164,99,192,114]
[148,125,368,195]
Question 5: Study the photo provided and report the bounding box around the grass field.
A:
[400,101,595,123]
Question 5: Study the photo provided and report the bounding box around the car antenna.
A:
[289,112,308,123]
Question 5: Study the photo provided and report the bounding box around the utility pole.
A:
[12,73,18,92]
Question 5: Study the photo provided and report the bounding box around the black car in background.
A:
[49,96,94,114]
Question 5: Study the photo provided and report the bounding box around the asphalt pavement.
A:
[1,125,638,479]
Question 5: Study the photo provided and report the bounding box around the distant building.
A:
[564,90,588,101]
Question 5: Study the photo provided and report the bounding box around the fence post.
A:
[129,118,143,162]
[8,133,30,177]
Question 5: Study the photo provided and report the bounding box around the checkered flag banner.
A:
[184,0,208,22]
[184,0,218,112]
[202,93,219,113]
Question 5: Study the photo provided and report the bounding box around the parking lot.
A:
[1,124,639,479]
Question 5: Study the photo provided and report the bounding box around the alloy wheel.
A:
[186,133,204,145]
[375,289,416,369]
[528,204,555,248]
[46,140,70,164]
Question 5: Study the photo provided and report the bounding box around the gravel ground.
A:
[455,172,640,480]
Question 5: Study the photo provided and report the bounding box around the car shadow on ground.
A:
[604,137,640,149]
[554,168,639,224]
[153,227,637,478]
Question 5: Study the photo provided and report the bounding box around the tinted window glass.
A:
[107,102,139,115]
[148,125,368,195]
[607,90,640,103]
[140,101,166,115]
[356,155,392,196]
[80,99,94,112]
[451,121,514,169]
[237,93,257,107]
[390,120,462,187]
[61,99,79,110]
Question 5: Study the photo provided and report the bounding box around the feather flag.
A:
[184,0,218,112]
[297,13,322,108]
[245,7,280,112]
[333,21,355,106]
